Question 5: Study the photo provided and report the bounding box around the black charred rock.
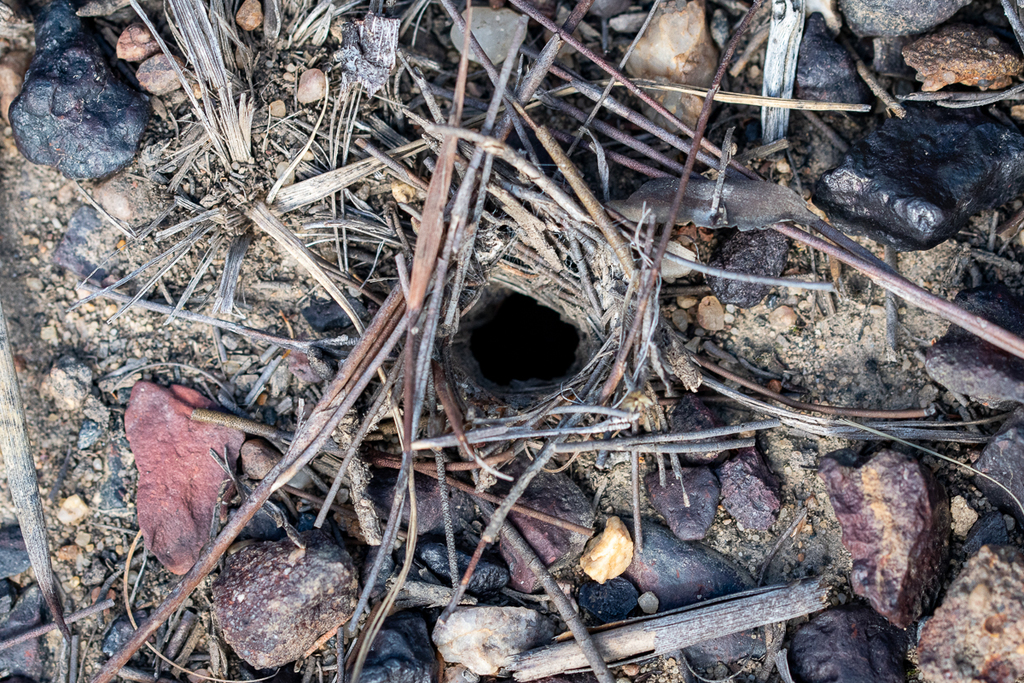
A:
[839,0,972,37]
[814,106,1024,251]
[706,228,790,308]
[715,446,781,530]
[974,407,1024,526]
[963,511,1009,558]
[645,467,719,541]
[578,577,639,624]
[417,541,509,595]
[301,297,355,333]
[789,605,909,683]
[102,610,148,657]
[361,611,438,683]
[0,585,44,680]
[796,13,872,105]
[9,0,148,179]
[925,285,1024,407]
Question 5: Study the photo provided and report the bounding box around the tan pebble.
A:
[621,664,640,677]
[56,544,81,562]
[676,296,698,309]
[296,68,327,103]
[57,495,90,526]
[0,50,30,123]
[950,495,979,537]
[768,305,797,328]
[116,23,159,62]
[269,99,286,117]
[235,0,263,31]
[137,54,185,95]
[696,296,724,331]
[275,160,295,186]
[391,180,420,203]
[580,516,633,584]
[241,438,281,480]
[1012,104,1024,122]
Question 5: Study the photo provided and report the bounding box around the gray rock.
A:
[0,527,30,579]
[974,407,1024,526]
[433,606,554,676]
[706,228,790,308]
[102,610,148,657]
[715,446,781,530]
[578,577,639,624]
[815,106,1024,252]
[77,419,102,449]
[367,470,476,538]
[962,511,1009,558]
[789,605,908,683]
[53,205,119,285]
[839,0,973,37]
[46,355,92,411]
[668,394,728,465]
[645,467,719,541]
[0,585,44,680]
[417,541,508,595]
[362,611,438,683]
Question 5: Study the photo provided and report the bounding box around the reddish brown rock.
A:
[819,449,950,628]
[125,382,244,574]
[116,23,159,62]
[919,545,1024,683]
[235,0,262,31]
[903,24,1023,92]
[645,467,719,541]
[669,393,728,465]
[498,459,594,592]
[212,530,358,669]
[715,446,781,530]
[136,54,184,95]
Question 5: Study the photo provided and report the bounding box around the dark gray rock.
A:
[417,541,508,595]
[102,610,148,657]
[872,36,916,78]
[839,0,973,37]
[789,605,908,683]
[925,285,1024,407]
[301,298,354,333]
[367,469,476,538]
[578,577,638,624]
[715,446,781,530]
[814,106,1024,251]
[974,407,1024,526]
[78,419,102,450]
[819,449,950,628]
[645,467,719,541]
[363,544,396,601]
[962,511,1009,558]
[0,580,13,620]
[212,530,358,668]
[796,13,872,105]
[95,442,129,516]
[0,527,30,579]
[623,520,764,665]
[9,0,148,179]
[52,205,118,285]
[0,585,45,680]
[706,228,790,307]
[669,394,728,465]
[361,611,438,683]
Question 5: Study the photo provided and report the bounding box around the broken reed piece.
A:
[0,296,71,641]
[508,578,828,680]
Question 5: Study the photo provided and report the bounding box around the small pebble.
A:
[137,54,184,95]
[637,591,659,614]
[77,419,102,450]
[578,577,639,623]
[706,230,789,308]
[296,68,326,103]
[235,0,263,31]
[268,99,286,117]
[962,512,1009,558]
[57,495,90,526]
[795,13,872,104]
[116,24,159,62]
[418,542,509,595]
[645,468,719,541]
[580,516,633,584]
[240,438,280,480]
[696,296,725,331]
[45,355,92,411]
[789,605,908,683]
[432,606,553,676]
[949,495,978,538]
[715,447,781,530]
[362,611,438,683]
[769,305,797,328]
[841,0,972,37]
[0,528,30,579]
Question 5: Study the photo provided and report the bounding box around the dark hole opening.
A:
[470,293,580,385]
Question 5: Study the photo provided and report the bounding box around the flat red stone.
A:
[125,382,243,574]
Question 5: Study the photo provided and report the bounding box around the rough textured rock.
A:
[838,0,973,37]
[0,527,30,579]
[301,297,354,332]
[707,228,789,307]
[9,0,148,178]
[669,393,728,465]
[417,541,508,595]
[578,577,638,623]
[814,106,1024,251]
[102,610,148,657]
[367,469,475,537]
[645,467,719,541]
[624,0,719,129]
[715,446,781,530]
[136,54,184,96]
[818,449,950,628]
[789,605,908,683]
[0,585,44,680]
[95,173,167,225]
[974,407,1024,527]
[116,23,159,61]
[963,511,1009,558]
[796,13,872,105]
[499,460,594,593]
[903,24,1022,92]
[125,382,244,574]
[925,285,1024,407]
[623,520,765,665]
[919,545,1024,683]
[52,205,119,284]
[580,516,633,583]
[235,0,263,31]
[44,355,92,411]
[212,530,358,669]
[432,606,554,675]
[362,611,438,683]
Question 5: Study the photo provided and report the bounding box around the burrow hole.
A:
[469,293,580,385]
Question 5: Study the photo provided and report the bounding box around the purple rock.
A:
[498,459,594,593]
[0,585,44,680]
[645,467,719,541]
[962,511,1009,558]
[52,206,119,285]
[623,520,765,665]
[366,469,476,537]
[361,611,438,683]
[9,0,148,179]
[578,577,638,624]
[796,13,872,105]
[925,285,1024,407]
[417,541,508,595]
[706,228,790,308]
[814,106,1024,251]
[715,446,781,530]
[212,530,358,668]
[819,449,950,628]
[789,605,908,683]
[669,394,728,465]
[974,407,1024,526]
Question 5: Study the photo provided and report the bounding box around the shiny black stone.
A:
[578,577,638,624]
[796,13,872,104]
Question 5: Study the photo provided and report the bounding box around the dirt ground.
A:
[2,0,1024,682]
